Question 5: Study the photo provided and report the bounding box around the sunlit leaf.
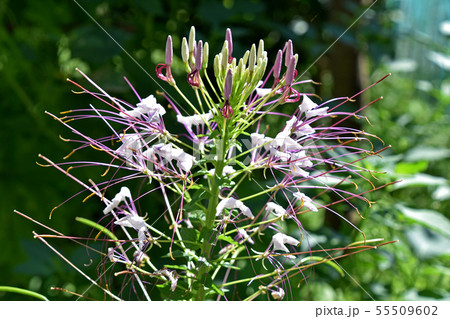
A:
[397,204,450,237]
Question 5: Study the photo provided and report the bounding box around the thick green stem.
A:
[195,119,229,300]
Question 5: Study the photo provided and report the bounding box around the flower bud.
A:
[257,39,264,61]
[285,54,297,87]
[181,37,189,64]
[236,58,244,81]
[284,39,293,67]
[221,41,229,72]
[224,69,233,102]
[188,26,196,54]
[203,42,209,69]
[195,40,203,71]
[248,43,256,73]
[214,54,221,78]
[273,49,282,80]
[226,28,233,63]
[242,50,249,65]
[165,35,173,65]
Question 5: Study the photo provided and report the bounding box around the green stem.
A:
[195,119,229,300]
[0,286,49,301]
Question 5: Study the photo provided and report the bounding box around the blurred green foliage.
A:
[1,0,449,300]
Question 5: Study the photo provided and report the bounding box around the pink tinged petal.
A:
[293,192,318,212]
[282,117,296,135]
[104,187,132,214]
[216,198,254,219]
[289,151,313,177]
[271,233,300,252]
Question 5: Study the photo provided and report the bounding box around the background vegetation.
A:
[1,0,449,300]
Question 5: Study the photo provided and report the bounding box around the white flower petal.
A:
[271,233,300,252]
[306,107,328,118]
[298,95,318,113]
[293,192,318,212]
[271,287,285,300]
[208,165,236,176]
[115,133,144,162]
[216,198,254,219]
[114,214,148,250]
[237,228,254,245]
[175,152,195,172]
[103,187,132,214]
[177,111,213,129]
[265,202,287,218]
[121,95,166,121]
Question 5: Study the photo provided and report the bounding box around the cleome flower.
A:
[33,24,393,301]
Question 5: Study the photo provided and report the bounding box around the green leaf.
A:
[392,173,447,190]
[217,234,238,245]
[76,217,120,245]
[404,147,450,162]
[180,228,201,250]
[396,204,450,237]
[394,160,428,174]
[220,262,240,270]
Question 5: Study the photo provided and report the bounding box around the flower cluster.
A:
[34,26,392,301]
